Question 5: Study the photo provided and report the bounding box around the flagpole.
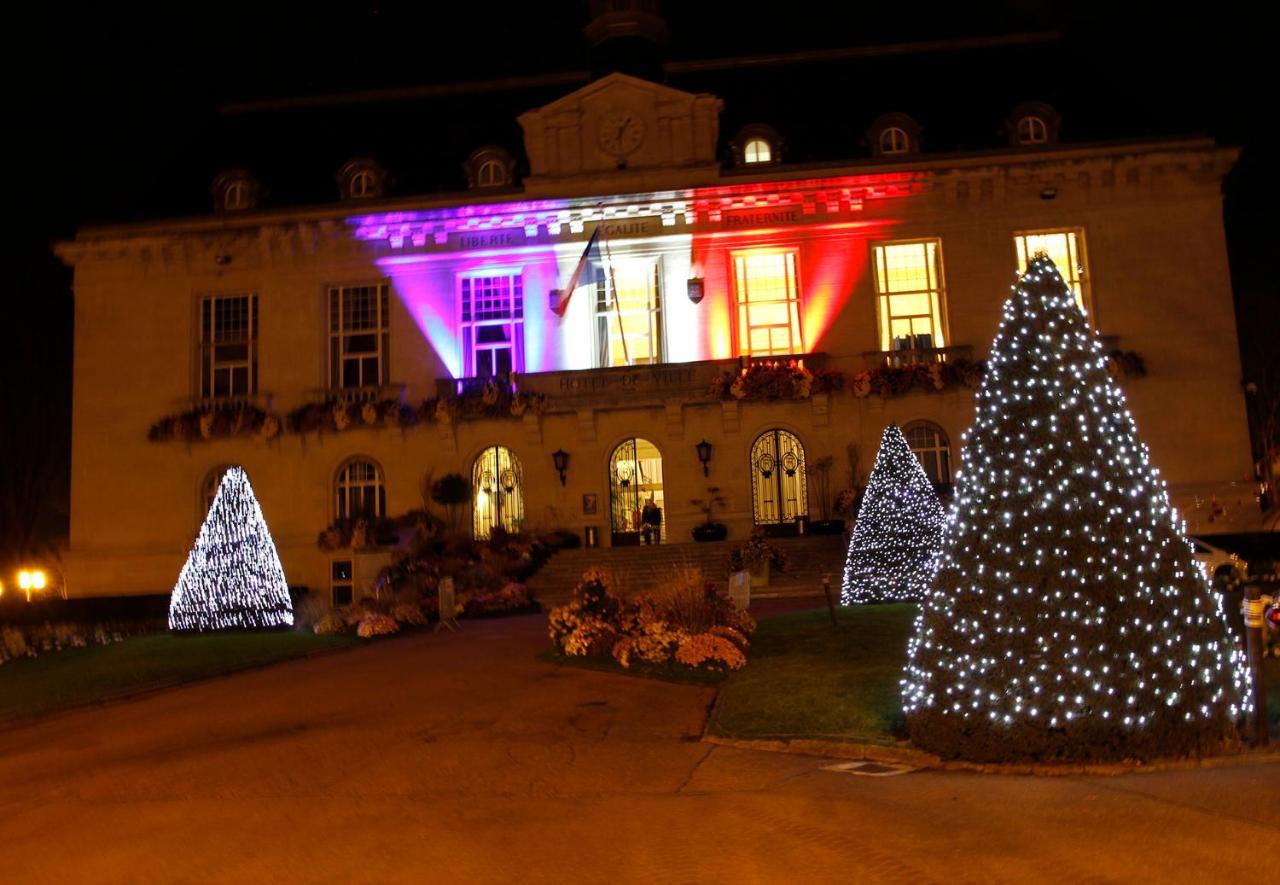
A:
[600,220,631,366]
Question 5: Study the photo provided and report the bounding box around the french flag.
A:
[549,227,605,317]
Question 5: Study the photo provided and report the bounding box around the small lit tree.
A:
[169,467,293,631]
[902,255,1245,762]
[841,425,943,604]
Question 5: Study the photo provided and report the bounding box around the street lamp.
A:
[695,439,713,476]
[551,449,570,486]
[17,569,47,602]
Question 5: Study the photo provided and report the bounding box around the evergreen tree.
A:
[902,255,1244,762]
[170,466,293,631]
[841,424,943,603]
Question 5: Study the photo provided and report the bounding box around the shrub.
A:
[675,632,747,671]
[356,614,399,638]
[313,613,348,635]
[391,603,429,626]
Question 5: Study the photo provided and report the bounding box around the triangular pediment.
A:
[518,73,723,191]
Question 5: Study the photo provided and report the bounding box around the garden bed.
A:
[537,647,729,687]
[0,630,358,724]
[707,604,916,745]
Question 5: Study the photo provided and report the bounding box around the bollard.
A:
[821,573,839,627]
[1243,583,1269,747]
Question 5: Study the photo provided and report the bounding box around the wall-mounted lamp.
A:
[695,439,713,476]
[551,449,570,485]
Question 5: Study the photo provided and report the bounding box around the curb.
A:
[702,733,1280,776]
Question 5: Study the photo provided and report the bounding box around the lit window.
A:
[350,170,376,198]
[903,422,951,486]
[879,127,909,155]
[461,273,524,378]
[1014,230,1089,314]
[225,181,251,211]
[733,251,803,357]
[477,159,507,187]
[328,283,390,390]
[595,259,663,367]
[335,458,386,521]
[1016,116,1048,145]
[199,293,257,398]
[872,240,947,352]
[473,446,524,539]
[743,137,772,164]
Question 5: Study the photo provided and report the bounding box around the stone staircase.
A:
[527,534,848,609]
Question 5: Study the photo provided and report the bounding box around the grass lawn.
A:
[538,648,729,687]
[708,604,917,744]
[0,630,358,724]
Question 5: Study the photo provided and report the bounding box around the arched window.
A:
[1016,116,1048,145]
[336,458,386,521]
[200,465,234,519]
[477,159,507,187]
[472,446,524,538]
[750,429,808,532]
[224,180,248,211]
[350,169,376,198]
[879,127,909,155]
[608,437,665,546]
[743,137,772,164]
[903,422,951,487]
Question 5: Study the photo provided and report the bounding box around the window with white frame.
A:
[335,458,386,521]
[879,127,909,155]
[350,170,376,198]
[1014,230,1089,315]
[331,560,354,606]
[328,283,390,389]
[461,273,524,378]
[903,421,952,486]
[872,240,947,352]
[224,180,249,211]
[733,251,803,357]
[743,137,772,164]
[199,293,257,399]
[1016,115,1048,145]
[200,465,233,519]
[595,258,664,367]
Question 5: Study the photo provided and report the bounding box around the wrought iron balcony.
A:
[861,344,974,370]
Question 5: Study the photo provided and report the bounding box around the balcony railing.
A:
[327,384,406,405]
[861,344,974,370]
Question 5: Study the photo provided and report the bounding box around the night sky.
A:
[2,1,1272,562]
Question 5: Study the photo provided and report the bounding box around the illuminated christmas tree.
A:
[169,466,293,631]
[841,425,943,604]
[901,255,1245,762]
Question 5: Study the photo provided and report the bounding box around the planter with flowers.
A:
[690,487,729,542]
[729,532,790,588]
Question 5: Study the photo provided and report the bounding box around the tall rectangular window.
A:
[461,273,524,378]
[328,283,390,389]
[595,259,664,367]
[733,251,803,357]
[199,293,257,399]
[1014,229,1089,314]
[871,240,947,352]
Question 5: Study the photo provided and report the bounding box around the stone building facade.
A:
[57,72,1253,601]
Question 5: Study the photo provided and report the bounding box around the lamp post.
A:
[552,449,570,486]
[695,439,713,476]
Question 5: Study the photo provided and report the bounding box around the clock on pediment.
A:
[597,108,646,156]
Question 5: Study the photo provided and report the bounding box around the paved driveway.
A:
[0,614,1275,883]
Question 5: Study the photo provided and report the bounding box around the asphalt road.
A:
[0,614,1275,883]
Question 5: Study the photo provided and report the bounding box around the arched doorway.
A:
[608,437,665,546]
[750,429,808,535]
[472,446,524,539]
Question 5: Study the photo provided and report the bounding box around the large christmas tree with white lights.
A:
[901,255,1244,762]
[169,466,293,631]
[842,425,943,604]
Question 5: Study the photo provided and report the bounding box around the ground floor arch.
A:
[750,428,808,534]
[472,445,524,539]
[608,437,665,546]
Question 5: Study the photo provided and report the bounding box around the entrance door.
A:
[472,446,524,539]
[608,437,665,546]
[750,429,808,535]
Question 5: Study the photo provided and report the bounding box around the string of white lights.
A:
[901,254,1247,761]
[842,424,944,603]
[169,466,294,631]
